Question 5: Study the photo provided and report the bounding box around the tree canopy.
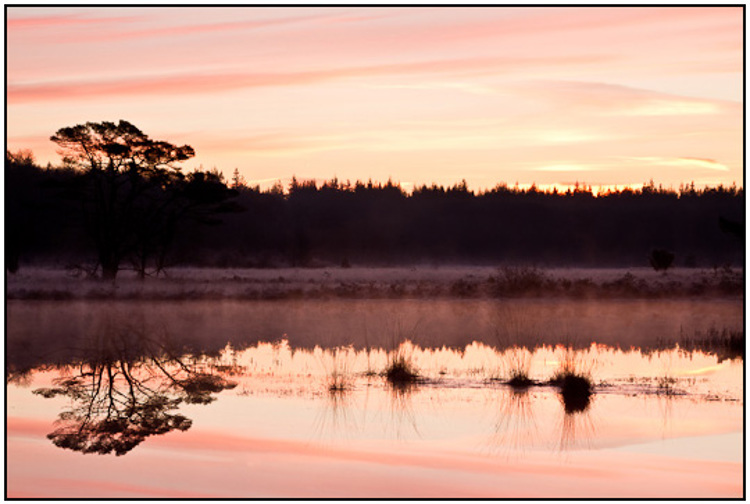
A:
[51,120,194,175]
[46,120,237,279]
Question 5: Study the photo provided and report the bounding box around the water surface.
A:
[6,297,743,498]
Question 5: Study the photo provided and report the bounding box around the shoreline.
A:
[6,265,743,300]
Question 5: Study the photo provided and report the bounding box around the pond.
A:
[6,297,744,498]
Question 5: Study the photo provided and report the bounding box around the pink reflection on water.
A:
[8,417,742,498]
[211,340,743,401]
[6,340,743,498]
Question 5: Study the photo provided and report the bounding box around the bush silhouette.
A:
[649,248,675,271]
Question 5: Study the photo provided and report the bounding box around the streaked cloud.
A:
[618,99,721,116]
[513,80,736,117]
[7,12,140,29]
[534,164,599,172]
[365,81,497,95]
[5,6,743,189]
[626,156,730,171]
[7,55,613,105]
[534,130,612,144]
[62,12,334,44]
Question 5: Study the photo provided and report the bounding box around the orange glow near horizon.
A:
[6,6,743,191]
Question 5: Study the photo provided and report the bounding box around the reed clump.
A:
[502,346,536,389]
[548,346,596,413]
[384,353,419,387]
[327,372,350,394]
[555,374,593,413]
[507,372,535,389]
[656,375,678,396]
[323,346,354,394]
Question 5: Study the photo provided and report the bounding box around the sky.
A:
[5,5,744,192]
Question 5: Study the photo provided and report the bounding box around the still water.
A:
[6,298,744,498]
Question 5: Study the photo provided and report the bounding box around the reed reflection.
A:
[550,345,596,451]
[312,386,359,442]
[557,402,597,452]
[550,345,597,415]
[31,320,237,456]
[312,345,360,441]
[16,333,741,457]
[489,387,539,456]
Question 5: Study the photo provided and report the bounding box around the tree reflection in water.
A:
[18,334,740,456]
[32,323,237,456]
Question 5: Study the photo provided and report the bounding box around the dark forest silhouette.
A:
[5,122,744,276]
[214,177,742,269]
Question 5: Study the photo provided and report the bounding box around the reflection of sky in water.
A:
[205,340,743,400]
[6,298,743,498]
[8,349,743,498]
[10,341,742,448]
[176,342,742,461]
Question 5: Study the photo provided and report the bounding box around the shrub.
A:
[649,248,675,272]
[493,266,548,296]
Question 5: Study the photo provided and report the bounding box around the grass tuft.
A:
[557,374,593,413]
[656,375,678,396]
[327,368,351,394]
[507,372,535,389]
[501,346,536,388]
[322,346,354,394]
[384,354,419,387]
[549,345,596,413]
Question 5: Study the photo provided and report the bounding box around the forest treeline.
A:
[6,149,743,274]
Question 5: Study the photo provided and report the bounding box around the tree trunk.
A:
[100,254,119,280]
[101,264,118,280]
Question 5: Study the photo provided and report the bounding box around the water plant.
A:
[385,353,419,386]
[656,374,679,396]
[507,372,535,389]
[322,346,354,394]
[502,346,536,388]
[556,374,593,413]
[362,327,378,377]
[678,328,744,361]
[328,369,350,394]
[384,341,420,389]
[548,346,596,413]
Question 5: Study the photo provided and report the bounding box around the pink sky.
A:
[6,6,743,191]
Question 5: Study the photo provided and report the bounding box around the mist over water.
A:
[5,268,743,499]
[7,297,741,364]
